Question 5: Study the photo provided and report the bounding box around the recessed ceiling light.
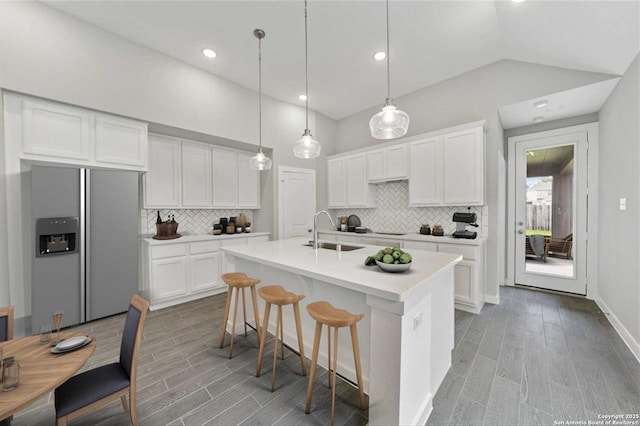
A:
[298,94,307,101]
[512,0,527,3]
[533,117,544,123]
[202,48,217,59]
[534,100,547,109]
[373,51,386,61]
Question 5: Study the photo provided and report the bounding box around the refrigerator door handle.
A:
[80,168,88,323]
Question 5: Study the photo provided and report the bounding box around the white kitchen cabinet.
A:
[409,125,484,207]
[212,147,239,208]
[143,138,260,209]
[442,126,484,205]
[409,137,443,206]
[144,134,181,208]
[14,94,148,170]
[327,155,375,208]
[95,114,148,168]
[181,141,212,207]
[143,234,270,310]
[327,158,346,208]
[151,257,188,301]
[237,151,261,208]
[22,98,92,161]
[367,144,408,183]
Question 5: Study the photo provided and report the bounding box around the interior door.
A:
[514,131,588,294]
[280,167,316,240]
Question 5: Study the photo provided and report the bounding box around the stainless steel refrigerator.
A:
[31,166,139,331]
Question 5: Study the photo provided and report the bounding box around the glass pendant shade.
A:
[249,149,272,170]
[293,129,321,159]
[369,101,410,140]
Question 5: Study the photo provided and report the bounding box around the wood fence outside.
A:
[526,204,551,231]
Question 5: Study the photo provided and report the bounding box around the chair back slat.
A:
[119,305,141,378]
[0,305,14,342]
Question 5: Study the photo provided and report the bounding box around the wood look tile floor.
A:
[13,286,640,425]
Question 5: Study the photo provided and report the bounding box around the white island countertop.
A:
[220,236,461,303]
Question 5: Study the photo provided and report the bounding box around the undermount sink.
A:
[303,242,365,251]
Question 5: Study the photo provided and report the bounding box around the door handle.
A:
[517,230,524,234]
[308,229,312,232]
[517,221,524,226]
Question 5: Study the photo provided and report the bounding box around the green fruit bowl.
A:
[375,260,412,273]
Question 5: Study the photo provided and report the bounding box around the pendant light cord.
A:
[386,0,391,102]
[258,35,263,151]
[304,0,309,131]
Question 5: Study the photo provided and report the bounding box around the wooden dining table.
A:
[0,332,96,420]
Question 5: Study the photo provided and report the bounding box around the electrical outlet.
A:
[620,197,627,211]
[414,312,423,330]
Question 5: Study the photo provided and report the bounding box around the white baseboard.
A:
[485,294,500,305]
[595,297,640,363]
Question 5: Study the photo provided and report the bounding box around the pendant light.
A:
[369,0,409,140]
[250,29,273,171]
[293,0,321,159]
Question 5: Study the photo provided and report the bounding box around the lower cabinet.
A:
[143,234,269,310]
[325,232,486,314]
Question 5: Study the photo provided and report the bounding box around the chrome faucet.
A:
[312,210,335,249]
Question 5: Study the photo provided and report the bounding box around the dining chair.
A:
[54,294,149,426]
[0,305,14,342]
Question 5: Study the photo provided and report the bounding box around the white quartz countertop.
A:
[220,237,462,302]
[318,229,486,246]
[142,232,270,245]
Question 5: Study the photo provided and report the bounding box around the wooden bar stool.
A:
[256,285,307,391]
[219,272,261,359]
[305,301,366,425]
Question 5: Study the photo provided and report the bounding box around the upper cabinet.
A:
[442,127,484,205]
[145,134,181,208]
[327,154,376,209]
[144,136,260,209]
[22,98,92,161]
[13,94,148,171]
[181,141,212,208]
[409,124,484,206]
[328,120,485,209]
[409,136,443,206]
[367,144,408,183]
[237,151,261,209]
[95,114,148,168]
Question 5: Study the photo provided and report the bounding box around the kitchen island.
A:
[220,237,462,425]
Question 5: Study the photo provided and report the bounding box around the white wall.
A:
[334,59,617,303]
[597,54,640,353]
[0,1,337,317]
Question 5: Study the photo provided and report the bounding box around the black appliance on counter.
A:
[452,211,479,239]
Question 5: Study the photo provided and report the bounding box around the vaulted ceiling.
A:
[45,1,639,120]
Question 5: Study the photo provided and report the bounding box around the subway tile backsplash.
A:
[332,181,488,236]
[141,209,253,236]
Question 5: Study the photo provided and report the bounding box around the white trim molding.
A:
[595,297,640,363]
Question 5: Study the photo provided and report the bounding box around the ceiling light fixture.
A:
[293,0,321,159]
[534,100,547,109]
[369,0,409,140]
[249,29,272,171]
[533,116,544,123]
[512,0,527,3]
[202,48,217,59]
[373,51,386,61]
[298,94,307,101]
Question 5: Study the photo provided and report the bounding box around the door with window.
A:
[513,131,588,294]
